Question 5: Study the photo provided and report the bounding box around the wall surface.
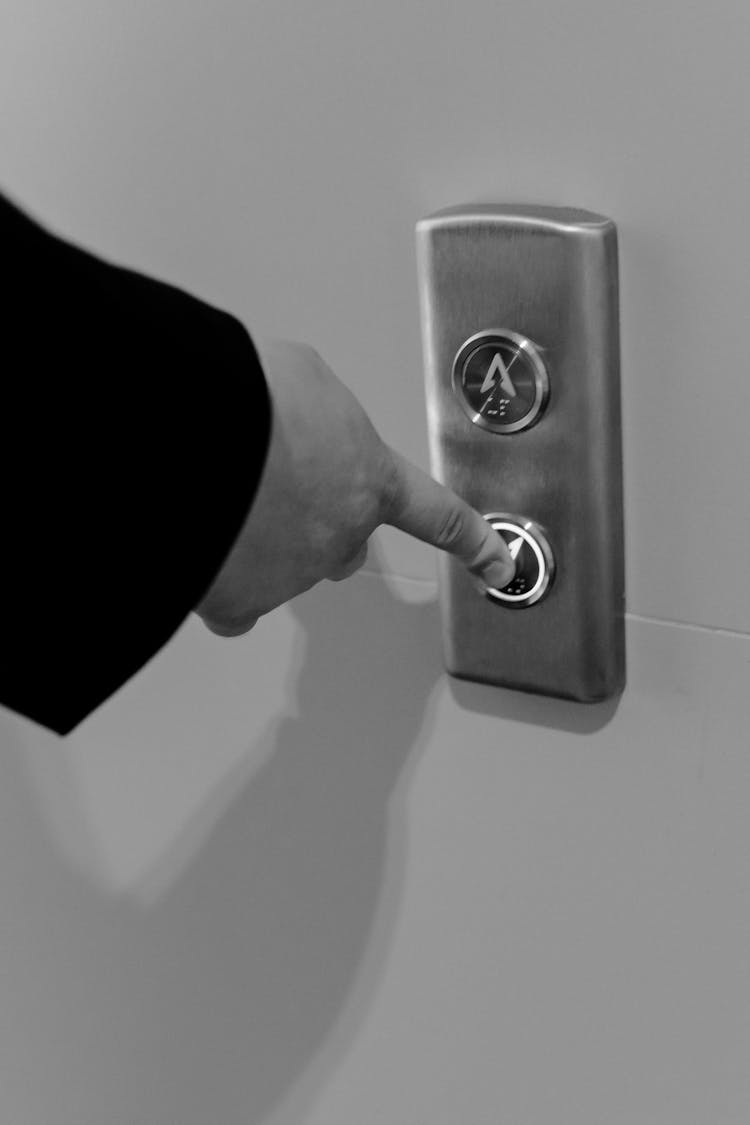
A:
[1,1,749,1123]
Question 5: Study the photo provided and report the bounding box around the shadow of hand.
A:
[1,556,443,1125]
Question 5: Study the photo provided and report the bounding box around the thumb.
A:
[380,445,516,589]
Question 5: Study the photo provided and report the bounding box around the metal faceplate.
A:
[416,204,625,702]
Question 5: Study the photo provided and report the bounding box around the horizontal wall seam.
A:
[357,569,750,641]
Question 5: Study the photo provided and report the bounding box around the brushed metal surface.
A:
[416,204,625,702]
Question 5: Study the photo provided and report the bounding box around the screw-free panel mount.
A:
[416,204,625,702]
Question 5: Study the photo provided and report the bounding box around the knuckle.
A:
[328,540,368,582]
[199,609,260,637]
[435,505,467,550]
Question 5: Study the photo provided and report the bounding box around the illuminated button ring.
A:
[482,513,555,608]
[452,329,549,434]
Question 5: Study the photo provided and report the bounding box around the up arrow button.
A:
[452,329,549,435]
[479,350,518,397]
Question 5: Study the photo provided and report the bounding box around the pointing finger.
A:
[380,445,515,589]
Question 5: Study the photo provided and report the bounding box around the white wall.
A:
[1,2,749,1123]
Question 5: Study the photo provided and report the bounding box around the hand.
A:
[194,338,516,636]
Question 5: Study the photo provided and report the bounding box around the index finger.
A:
[380,445,516,589]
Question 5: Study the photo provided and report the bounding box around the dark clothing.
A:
[0,190,272,735]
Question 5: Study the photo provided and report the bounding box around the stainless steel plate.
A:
[416,204,625,702]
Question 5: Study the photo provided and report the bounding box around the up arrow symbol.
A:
[480,351,517,397]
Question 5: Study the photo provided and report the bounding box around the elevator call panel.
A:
[416,204,625,702]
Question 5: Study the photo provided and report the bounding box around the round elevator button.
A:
[481,513,555,608]
[452,329,549,434]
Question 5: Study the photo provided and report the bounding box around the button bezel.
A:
[482,513,555,608]
[452,329,549,435]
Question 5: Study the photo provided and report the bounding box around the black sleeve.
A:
[0,189,272,735]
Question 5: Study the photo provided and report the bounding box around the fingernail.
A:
[481,559,515,590]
